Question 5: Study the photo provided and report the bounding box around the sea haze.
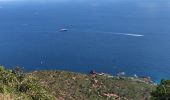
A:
[0,0,170,82]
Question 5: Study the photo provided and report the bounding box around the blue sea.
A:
[0,0,170,82]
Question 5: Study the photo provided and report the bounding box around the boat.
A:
[59,28,68,32]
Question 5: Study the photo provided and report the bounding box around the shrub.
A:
[0,66,56,100]
[151,79,170,100]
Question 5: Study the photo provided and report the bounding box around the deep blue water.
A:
[0,0,170,82]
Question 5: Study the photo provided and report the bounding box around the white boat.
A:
[59,28,68,32]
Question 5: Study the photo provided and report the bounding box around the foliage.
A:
[0,66,158,100]
[151,79,170,100]
[32,71,156,100]
[0,66,56,100]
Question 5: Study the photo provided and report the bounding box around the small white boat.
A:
[59,28,68,32]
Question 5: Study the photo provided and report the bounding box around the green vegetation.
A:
[151,79,170,100]
[31,71,156,100]
[3,66,170,100]
[0,66,55,100]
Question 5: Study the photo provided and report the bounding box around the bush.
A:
[151,79,170,100]
[0,66,56,100]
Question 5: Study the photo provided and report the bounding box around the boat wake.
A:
[79,30,144,37]
[113,33,144,37]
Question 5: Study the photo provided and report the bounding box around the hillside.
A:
[0,66,55,100]
[0,66,157,100]
[31,70,156,100]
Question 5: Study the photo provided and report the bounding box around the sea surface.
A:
[0,0,170,82]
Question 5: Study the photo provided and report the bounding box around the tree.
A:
[151,79,170,100]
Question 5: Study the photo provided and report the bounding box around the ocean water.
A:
[0,0,170,82]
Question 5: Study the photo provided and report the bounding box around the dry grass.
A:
[0,94,14,100]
